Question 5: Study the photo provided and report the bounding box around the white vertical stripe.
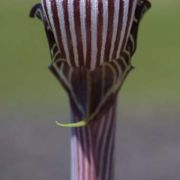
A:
[87,127,96,180]
[105,131,114,180]
[80,0,87,65]
[71,135,77,180]
[91,0,98,70]
[75,135,78,180]
[82,128,89,180]
[44,0,59,52]
[105,112,115,180]
[70,137,73,180]
[70,136,74,180]
[100,0,108,65]
[41,1,50,27]
[109,0,120,62]
[124,0,137,48]
[56,0,71,65]
[68,0,79,67]
[71,114,78,180]
[116,0,129,58]
[77,129,83,180]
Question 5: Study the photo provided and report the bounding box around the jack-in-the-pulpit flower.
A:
[30,1,151,180]
[30,0,151,127]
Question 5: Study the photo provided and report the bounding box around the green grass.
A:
[121,0,180,104]
[0,0,179,112]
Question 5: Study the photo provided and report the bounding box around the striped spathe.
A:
[41,0,138,70]
[30,1,151,179]
[30,0,151,127]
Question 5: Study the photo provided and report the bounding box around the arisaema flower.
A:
[30,1,151,179]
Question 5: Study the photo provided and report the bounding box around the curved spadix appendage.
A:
[30,0,151,127]
[56,120,88,128]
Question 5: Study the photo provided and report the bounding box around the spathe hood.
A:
[30,0,151,127]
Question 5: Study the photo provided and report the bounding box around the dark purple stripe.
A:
[112,0,124,59]
[86,0,92,68]
[104,0,115,62]
[51,0,66,57]
[89,70,103,115]
[74,0,85,66]
[63,0,76,66]
[96,0,103,67]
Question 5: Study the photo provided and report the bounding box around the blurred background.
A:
[0,0,180,179]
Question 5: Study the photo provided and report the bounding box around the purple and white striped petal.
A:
[42,0,138,70]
